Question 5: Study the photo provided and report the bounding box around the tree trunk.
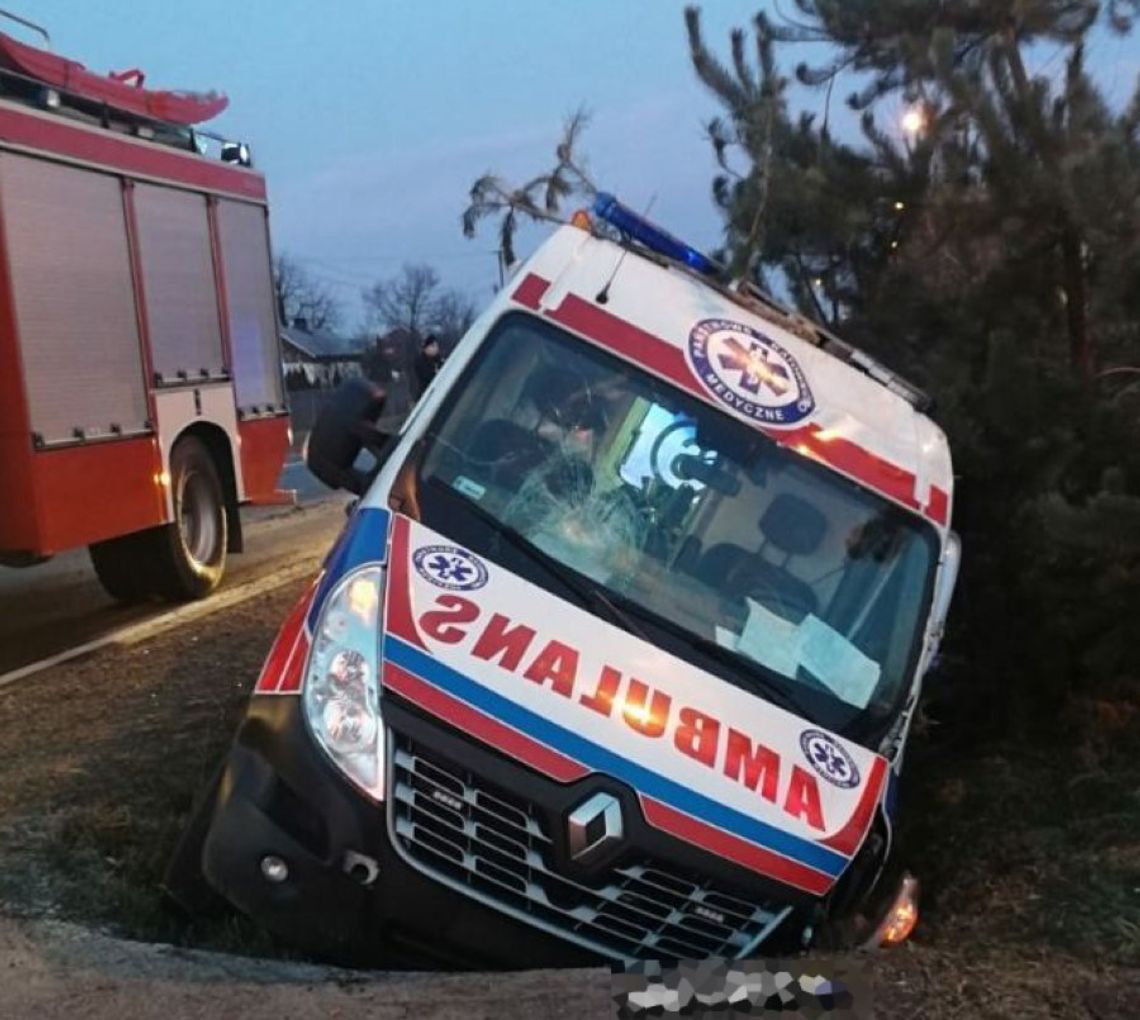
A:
[1059,226,1092,378]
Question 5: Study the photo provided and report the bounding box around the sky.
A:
[23,2,1140,329]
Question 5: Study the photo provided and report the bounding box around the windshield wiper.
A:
[600,590,819,721]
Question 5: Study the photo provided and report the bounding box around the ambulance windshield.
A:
[416,312,939,737]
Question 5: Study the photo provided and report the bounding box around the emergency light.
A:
[593,192,721,278]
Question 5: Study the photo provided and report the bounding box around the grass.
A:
[892,726,1140,968]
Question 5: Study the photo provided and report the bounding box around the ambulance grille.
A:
[387,735,792,963]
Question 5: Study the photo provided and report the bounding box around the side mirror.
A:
[305,378,390,495]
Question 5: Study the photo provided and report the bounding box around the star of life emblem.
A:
[413,545,489,591]
[686,318,815,427]
[799,729,861,789]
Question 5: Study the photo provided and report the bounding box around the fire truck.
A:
[0,15,290,601]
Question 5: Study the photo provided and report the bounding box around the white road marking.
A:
[0,557,320,693]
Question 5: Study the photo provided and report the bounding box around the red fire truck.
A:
[0,16,290,601]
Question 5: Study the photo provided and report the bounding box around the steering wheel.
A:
[733,565,815,625]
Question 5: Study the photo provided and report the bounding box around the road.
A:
[0,459,339,677]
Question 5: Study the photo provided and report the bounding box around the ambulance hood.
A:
[381,513,889,898]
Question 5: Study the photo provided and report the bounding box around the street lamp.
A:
[901,106,926,137]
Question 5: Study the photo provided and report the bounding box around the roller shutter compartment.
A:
[0,154,148,446]
[216,199,282,413]
[134,183,225,385]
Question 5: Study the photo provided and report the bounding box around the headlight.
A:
[302,565,385,799]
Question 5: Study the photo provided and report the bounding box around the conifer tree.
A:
[686,3,1140,729]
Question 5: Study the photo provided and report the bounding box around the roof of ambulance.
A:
[508,226,953,530]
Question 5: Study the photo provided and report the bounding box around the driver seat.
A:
[693,494,826,622]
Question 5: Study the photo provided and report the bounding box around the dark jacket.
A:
[412,350,442,399]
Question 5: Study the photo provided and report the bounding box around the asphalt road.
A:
[0,459,342,677]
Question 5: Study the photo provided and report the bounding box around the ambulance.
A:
[169,195,960,967]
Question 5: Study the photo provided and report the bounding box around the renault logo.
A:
[567,792,623,863]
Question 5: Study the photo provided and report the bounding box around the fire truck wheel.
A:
[152,437,228,601]
[88,531,157,604]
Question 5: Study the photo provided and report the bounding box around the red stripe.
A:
[384,516,427,649]
[254,580,317,694]
[516,271,945,524]
[546,290,695,392]
[925,485,950,526]
[511,273,550,309]
[0,103,266,201]
[383,662,589,783]
[819,755,889,856]
[276,630,311,694]
[775,424,920,512]
[639,797,833,896]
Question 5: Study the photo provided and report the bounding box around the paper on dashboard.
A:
[735,598,801,678]
[798,614,881,709]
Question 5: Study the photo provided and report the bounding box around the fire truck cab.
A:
[0,20,289,601]
[173,195,961,967]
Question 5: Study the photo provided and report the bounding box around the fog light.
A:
[867,873,919,948]
[260,854,289,884]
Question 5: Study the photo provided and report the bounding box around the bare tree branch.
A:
[362,263,441,334]
[273,254,343,332]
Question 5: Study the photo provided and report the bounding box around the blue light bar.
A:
[592,192,722,278]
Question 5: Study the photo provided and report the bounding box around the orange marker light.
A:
[870,874,920,947]
[570,209,592,230]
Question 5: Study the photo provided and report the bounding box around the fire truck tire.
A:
[88,531,157,604]
[151,436,228,601]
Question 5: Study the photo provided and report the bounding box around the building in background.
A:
[280,319,364,390]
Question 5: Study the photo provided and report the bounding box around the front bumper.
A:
[199,696,606,968]
[198,693,812,968]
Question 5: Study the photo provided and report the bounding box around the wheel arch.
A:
[171,422,244,554]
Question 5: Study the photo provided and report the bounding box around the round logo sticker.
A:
[799,729,861,789]
[413,545,489,592]
[686,318,815,427]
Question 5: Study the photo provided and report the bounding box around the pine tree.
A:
[686,3,1140,732]
[462,109,596,267]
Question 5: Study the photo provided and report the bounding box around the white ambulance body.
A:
[179,201,959,967]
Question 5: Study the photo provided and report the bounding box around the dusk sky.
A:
[26,2,1140,328]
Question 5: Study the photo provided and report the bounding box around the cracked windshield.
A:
[420,313,938,726]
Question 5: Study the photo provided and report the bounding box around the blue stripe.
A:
[885,769,899,821]
[306,507,390,630]
[385,635,846,877]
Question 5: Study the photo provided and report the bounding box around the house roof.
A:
[281,325,362,362]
